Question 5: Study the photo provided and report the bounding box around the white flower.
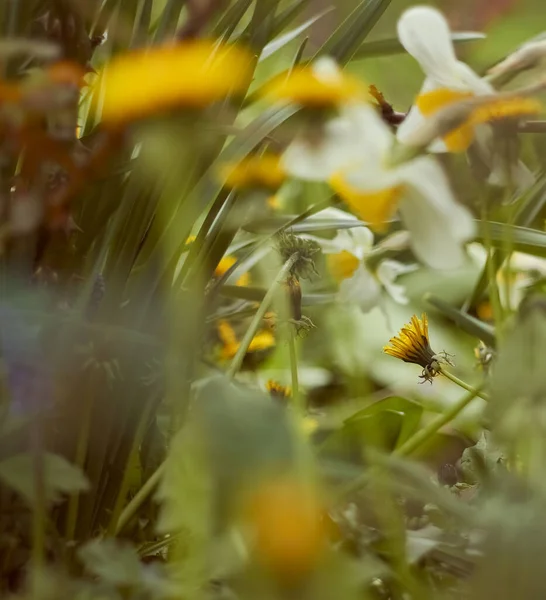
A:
[299,103,475,269]
[396,5,534,189]
[311,210,416,312]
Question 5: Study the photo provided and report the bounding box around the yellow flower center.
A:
[261,67,366,109]
[218,153,286,191]
[326,250,360,283]
[416,88,475,152]
[329,173,403,230]
[97,41,253,125]
[416,89,541,152]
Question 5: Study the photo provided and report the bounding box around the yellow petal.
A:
[470,96,542,125]
[326,250,360,283]
[261,67,366,108]
[215,255,250,287]
[330,173,403,230]
[417,88,475,152]
[98,41,253,124]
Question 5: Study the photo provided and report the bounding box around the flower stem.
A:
[108,393,157,536]
[288,330,302,412]
[114,462,165,536]
[440,368,489,401]
[394,384,484,458]
[226,253,299,379]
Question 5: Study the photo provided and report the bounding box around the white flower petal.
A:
[376,259,416,304]
[312,56,343,81]
[397,157,475,269]
[321,226,374,258]
[338,265,382,312]
[282,113,364,181]
[396,77,438,146]
[397,6,459,85]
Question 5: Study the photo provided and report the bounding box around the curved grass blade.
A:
[220,285,336,305]
[354,32,485,59]
[315,0,391,64]
[260,8,333,61]
[214,0,254,39]
[483,222,546,257]
[425,294,496,347]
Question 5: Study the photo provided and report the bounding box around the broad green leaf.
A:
[259,8,333,61]
[425,294,496,347]
[0,453,89,505]
[354,32,485,59]
[316,0,392,63]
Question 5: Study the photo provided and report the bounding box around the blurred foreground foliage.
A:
[2,1,546,599]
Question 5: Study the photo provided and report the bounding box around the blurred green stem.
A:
[108,393,157,536]
[394,384,485,458]
[226,252,299,379]
[65,387,94,541]
[114,463,166,536]
[440,368,489,401]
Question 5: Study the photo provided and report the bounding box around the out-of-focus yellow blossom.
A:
[217,320,275,361]
[214,255,250,287]
[97,41,253,125]
[261,57,366,109]
[266,380,292,400]
[243,475,326,582]
[218,153,286,191]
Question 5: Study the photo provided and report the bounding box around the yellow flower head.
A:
[261,64,366,109]
[214,255,250,287]
[217,320,275,361]
[97,40,253,125]
[243,475,326,582]
[266,380,292,400]
[383,313,452,383]
[218,153,286,191]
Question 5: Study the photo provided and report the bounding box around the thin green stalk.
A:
[394,385,484,458]
[440,368,489,401]
[108,393,157,536]
[288,331,301,411]
[226,253,299,379]
[114,463,166,536]
[65,387,95,540]
[481,205,504,334]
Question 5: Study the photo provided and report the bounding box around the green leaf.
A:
[354,32,485,59]
[316,0,392,64]
[345,396,423,448]
[243,215,368,233]
[425,294,496,347]
[220,285,336,305]
[214,0,254,39]
[481,222,546,257]
[0,453,89,505]
[259,8,333,61]
[78,539,144,586]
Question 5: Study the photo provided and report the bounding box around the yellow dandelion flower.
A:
[266,380,292,400]
[217,320,275,361]
[97,40,253,125]
[260,64,366,109]
[383,313,453,383]
[215,255,250,287]
[244,475,326,582]
[218,153,286,191]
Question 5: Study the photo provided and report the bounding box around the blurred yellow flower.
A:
[244,475,326,581]
[266,380,292,400]
[261,57,366,109]
[218,153,286,191]
[217,320,275,361]
[98,41,253,124]
[214,255,250,287]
